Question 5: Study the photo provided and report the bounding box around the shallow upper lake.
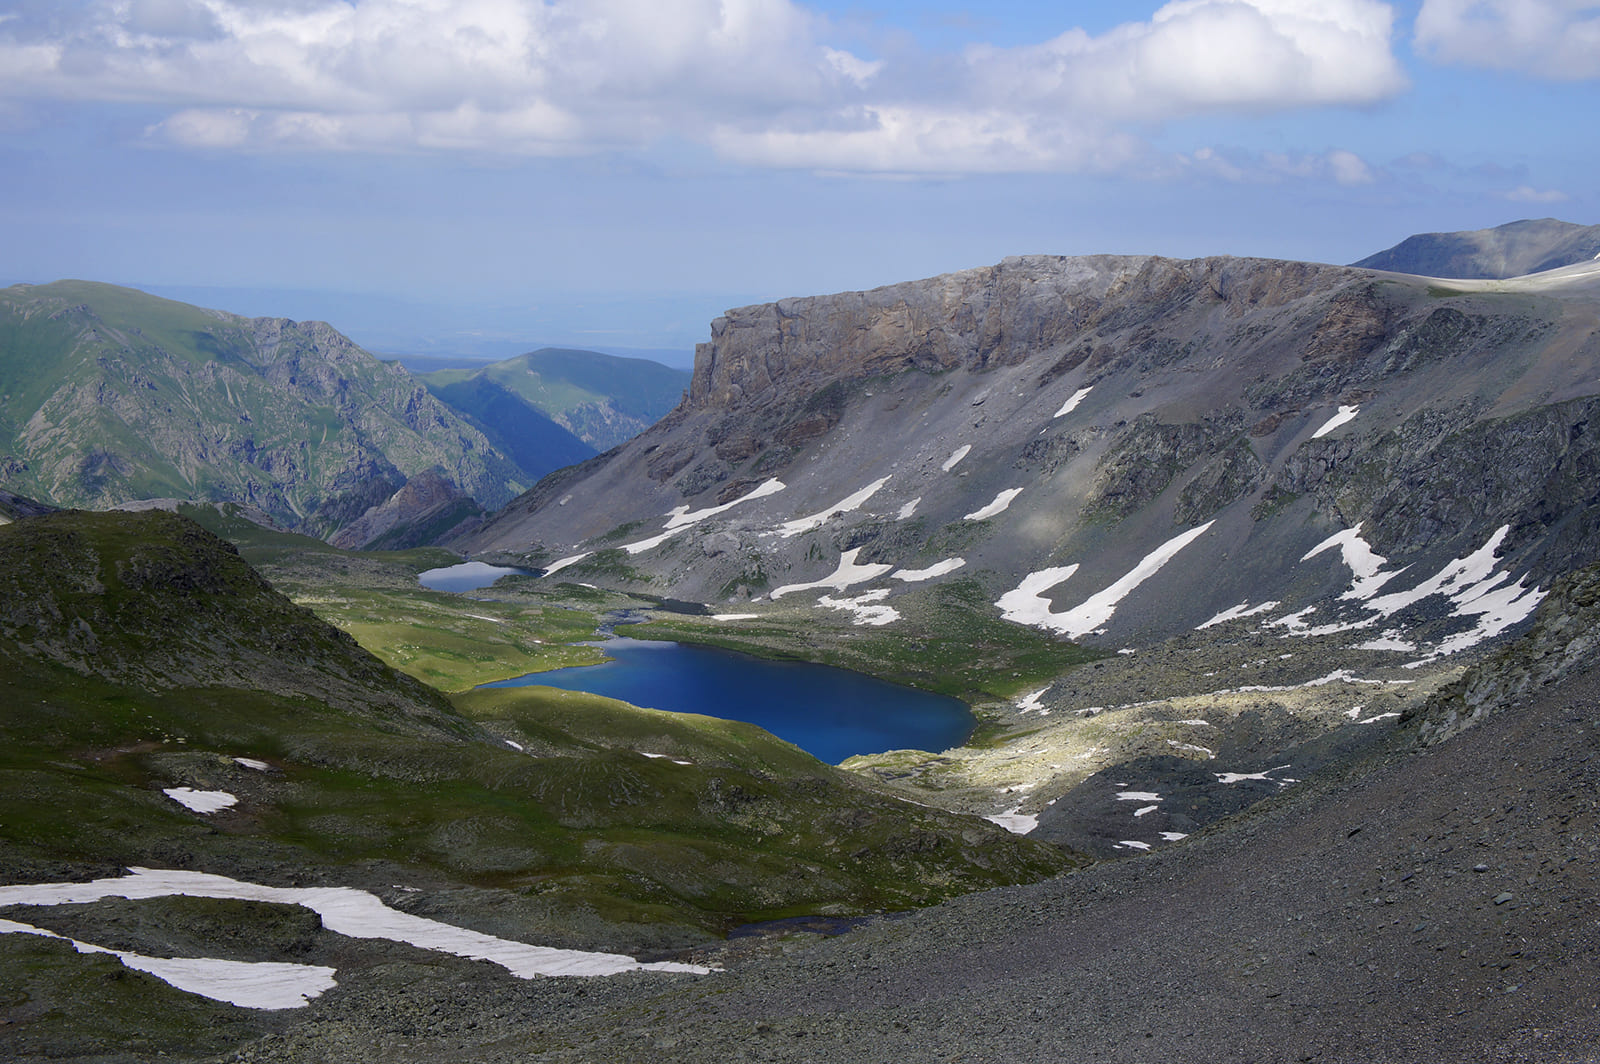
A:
[418,562,530,593]
[483,637,973,764]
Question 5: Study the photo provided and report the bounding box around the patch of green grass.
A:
[293,587,606,691]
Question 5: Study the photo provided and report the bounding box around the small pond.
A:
[482,637,973,765]
[418,561,530,593]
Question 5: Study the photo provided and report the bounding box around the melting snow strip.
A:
[984,807,1039,834]
[1053,386,1093,418]
[997,522,1214,638]
[941,445,972,472]
[622,479,788,554]
[890,558,966,582]
[1197,601,1282,629]
[542,552,591,576]
[777,477,892,538]
[768,548,894,599]
[163,788,237,814]
[0,869,712,978]
[234,758,270,771]
[964,488,1023,521]
[0,918,337,1010]
[818,590,901,626]
[1311,404,1359,439]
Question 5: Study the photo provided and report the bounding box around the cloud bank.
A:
[1416,0,1600,80]
[0,0,1409,173]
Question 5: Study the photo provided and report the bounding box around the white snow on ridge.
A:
[891,558,966,582]
[1054,386,1093,419]
[1311,404,1359,439]
[998,522,1214,639]
[942,445,972,472]
[964,488,1023,521]
[769,548,893,599]
[163,788,237,814]
[0,918,337,1010]
[0,869,711,978]
[777,477,891,538]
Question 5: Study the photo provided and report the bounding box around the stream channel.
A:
[420,562,973,764]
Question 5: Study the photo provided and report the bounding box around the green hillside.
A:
[420,347,690,452]
[0,281,527,539]
[0,509,1075,941]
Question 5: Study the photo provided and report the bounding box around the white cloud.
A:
[0,0,1408,173]
[1505,184,1570,203]
[1416,0,1600,79]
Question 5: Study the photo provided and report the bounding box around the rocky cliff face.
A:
[466,254,1600,654]
[0,281,527,542]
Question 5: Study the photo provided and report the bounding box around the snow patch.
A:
[1302,525,1401,601]
[163,788,237,814]
[769,548,893,600]
[711,613,760,621]
[1116,840,1152,852]
[1054,386,1093,418]
[777,477,891,538]
[1197,600,1281,629]
[1133,805,1159,817]
[941,445,971,472]
[1215,765,1293,785]
[622,478,787,553]
[542,552,590,576]
[891,558,966,582]
[997,523,1214,638]
[0,918,336,1010]
[897,497,921,520]
[0,869,711,977]
[1166,741,1215,757]
[964,488,1023,521]
[1159,832,1189,842]
[233,758,270,771]
[1116,791,1161,802]
[818,590,901,626]
[984,807,1039,834]
[1311,404,1359,439]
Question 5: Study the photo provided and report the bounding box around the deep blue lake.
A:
[482,637,973,765]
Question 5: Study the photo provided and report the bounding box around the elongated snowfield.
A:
[998,523,1213,638]
[769,548,893,599]
[777,477,891,538]
[0,869,712,979]
[0,917,337,1009]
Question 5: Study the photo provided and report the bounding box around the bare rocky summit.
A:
[1354,217,1600,280]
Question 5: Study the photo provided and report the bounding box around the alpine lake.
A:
[420,562,974,764]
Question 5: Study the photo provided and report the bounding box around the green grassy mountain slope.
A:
[0,281,527,539]
[0,510,1074,948]
[420,347,690,452]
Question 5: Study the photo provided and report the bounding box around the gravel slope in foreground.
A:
[223,659,1600,1064]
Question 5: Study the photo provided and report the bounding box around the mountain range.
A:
[0,282,687,548]
[6,220,1600,1061]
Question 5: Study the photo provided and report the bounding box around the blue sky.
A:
[0,0,1596,360]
